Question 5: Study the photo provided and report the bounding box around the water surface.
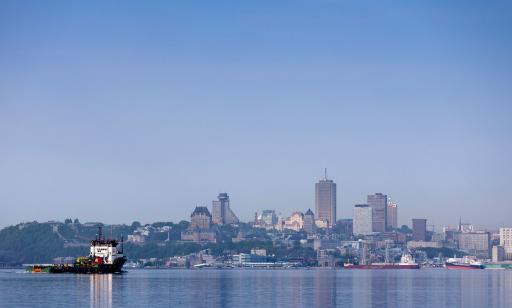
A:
[1,269,511,307]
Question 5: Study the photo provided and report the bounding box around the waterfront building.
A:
[315,169,337,228]
[458,232,491,258]
[303,209,315,234]
[353,204,373,236]
[412,219,427,241]
[367,193,387,232]
[499,228,512,260]
[212,193,239,225]
[232,253,268,265]
[386,199,398,230]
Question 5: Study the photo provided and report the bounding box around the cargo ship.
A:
[344,253,420,269]
[445,256,483,270]
[27,227,126,274]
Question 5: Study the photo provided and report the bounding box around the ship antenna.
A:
[98,226,103,241]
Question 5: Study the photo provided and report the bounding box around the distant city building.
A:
[181,206,217,243]
[499,228,512,260]
[314,218,329,229]
[412,219,427,241]
[303,209,315,234]
[190,206,212,229]
[251,248,267,256]
[212,193,239,225]
[353,204,373,236]
[261,210,278,226]
[367,193,387,232]
[386,199,398,230]
[456,218,475,233]
[492,246,506,262]
[407,241,443,249]
[458,232,491,258]
[337,219,353,235]
[284,212,304,232]
[315,169,337,228]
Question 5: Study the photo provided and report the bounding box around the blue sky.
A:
[1,1,511,229]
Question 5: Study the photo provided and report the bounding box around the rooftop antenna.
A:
[324,168,328,180]
[458,217,462,232]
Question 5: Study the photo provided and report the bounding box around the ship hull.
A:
[27,257,126,274]
[445,262,483,270]
[344,264,419,269]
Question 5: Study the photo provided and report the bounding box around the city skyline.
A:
[1,1,511,229]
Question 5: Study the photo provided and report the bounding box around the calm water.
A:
[1,268,511,307]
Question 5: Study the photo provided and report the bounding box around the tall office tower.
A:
[353,204,373,235]
[303,209,315,234]
[315,169,337,228]
[386,199,398,230]
[499,228,512,260]
[412,218,427,241]
[367,193,387,232]
[211,193,239,225]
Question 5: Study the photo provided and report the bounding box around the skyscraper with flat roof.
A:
[353,204,373,235]
[412,218,427,241]
[367,193,387,232]
[499,228,512,260]
[315,169,337,228]
[387,199,398,230]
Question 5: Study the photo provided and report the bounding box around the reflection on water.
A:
[89,274,112,308]
[1,269,512,307]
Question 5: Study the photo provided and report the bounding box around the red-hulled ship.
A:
[445,257,483,270]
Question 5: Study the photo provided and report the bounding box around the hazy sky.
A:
[1,1,511,230]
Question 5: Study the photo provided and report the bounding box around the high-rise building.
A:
[412,219,427,241]
[367,193,387,232]
[211,193,239,225]
[315,169,337,228]
[353,204,373,235]
[303,209,315,234]
[499,228,512,260]
[386,199,398,230]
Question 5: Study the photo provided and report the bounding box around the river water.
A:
[1,268,511,307]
